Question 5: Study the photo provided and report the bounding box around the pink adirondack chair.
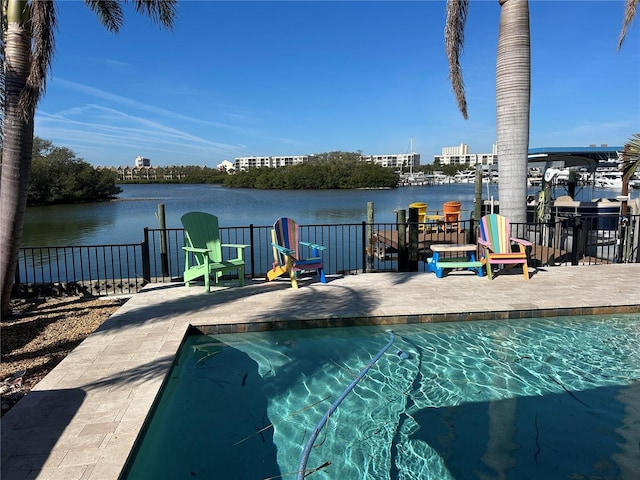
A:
[478,213,531,280]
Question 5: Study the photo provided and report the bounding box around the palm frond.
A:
[19,0,56,115]
[84,0,124,33]
[84,0,176,33]
[618,0,638,50]
[445,0,469,120]
[621,133,640,181]
[131,0,177,29]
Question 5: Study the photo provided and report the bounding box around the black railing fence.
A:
[14,213,640,299]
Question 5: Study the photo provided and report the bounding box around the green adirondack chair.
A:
[181,212,248,292]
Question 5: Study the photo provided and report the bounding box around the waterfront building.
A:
[361,153,420,169]
[235,152,420,171]
[234,155,310,171]
[104,164,189,181]
[435,144,497,166]
[135,156,151,168]
[216,160,235,172]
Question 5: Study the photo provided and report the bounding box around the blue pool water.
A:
[123,315,640,479]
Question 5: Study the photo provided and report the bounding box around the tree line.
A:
[121,150,399,189]
[25,141,400,206]
[27,138,122,206]
[224,153,399,189]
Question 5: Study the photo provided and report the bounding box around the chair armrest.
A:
[183,246,211,254]
[510,237,532,247]
[222,243,249,258]
[477,239,490,247]
[272,244,296,256]
[299,241,327,251]
[222,243,249,250]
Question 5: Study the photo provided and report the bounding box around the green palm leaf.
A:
[621,133,640,182]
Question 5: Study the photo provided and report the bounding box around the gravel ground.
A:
[1,296,128,415]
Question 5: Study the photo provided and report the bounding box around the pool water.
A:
[123,315,640,479]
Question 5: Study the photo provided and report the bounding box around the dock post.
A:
[142,227,151,284]
[157,204,169,277]
[408,207,419,272]
[367,202,374,272]
[474,166,482,222]
[397,209,407,272]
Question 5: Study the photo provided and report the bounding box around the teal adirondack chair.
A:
[478,213,531,280]
[181,212,248,292]
[266,217,326,288]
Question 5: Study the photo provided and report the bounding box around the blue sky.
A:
[35,0,639,167]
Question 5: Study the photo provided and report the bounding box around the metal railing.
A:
[15,244,145,298]
[14,213,639,299]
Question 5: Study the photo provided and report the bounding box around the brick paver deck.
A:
[2,264,640,479]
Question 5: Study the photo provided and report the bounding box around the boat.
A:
[594,171,623,189]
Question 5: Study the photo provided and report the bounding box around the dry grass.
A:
[1,296,127,415]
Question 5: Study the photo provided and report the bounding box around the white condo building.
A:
[361,153,420,169]
[134,155,151,167]
[434,144,497,166]
[235,153,420,171]
[235,155,310,171]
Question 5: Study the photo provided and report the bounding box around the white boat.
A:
[594,171,623,189]
[453,170,476,183]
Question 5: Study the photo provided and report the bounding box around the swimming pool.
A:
[122,314,640,479]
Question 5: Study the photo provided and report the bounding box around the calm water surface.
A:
[124,314,640,479]
[23,183,636,246]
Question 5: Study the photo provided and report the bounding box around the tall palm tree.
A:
[0,0,176,316]
[445,0,637,223]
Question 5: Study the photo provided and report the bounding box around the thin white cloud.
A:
[51,77,250,131]
[40,78,308,159]
[36,104,245,162]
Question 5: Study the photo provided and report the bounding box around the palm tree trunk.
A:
[496,0,530,223]
[0,7,35,315]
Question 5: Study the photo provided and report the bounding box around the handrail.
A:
[296,330,396,479]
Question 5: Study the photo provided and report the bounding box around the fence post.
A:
[467,218,476,244]
[408,207,419,272]
[142,227,151,283]
[249,224,255,278]
[366,202,374,273]
[157,204,169,277]
[361,221,368,274]
[397,209,407,272]
[474,166,483,222]
[570,217,580,265]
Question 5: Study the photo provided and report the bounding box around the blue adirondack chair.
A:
[181,212,248,292]
[266,217,326,288]
[478,213,531,280]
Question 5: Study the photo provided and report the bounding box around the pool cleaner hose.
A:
[295,330,396,479]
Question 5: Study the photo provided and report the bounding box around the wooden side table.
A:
[427,243,484,278]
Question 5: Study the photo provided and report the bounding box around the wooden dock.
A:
[373,228,469,262]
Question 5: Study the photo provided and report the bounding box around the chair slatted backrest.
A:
[274,217,298,251]
[181,212,223,263]
[479,214,510,254]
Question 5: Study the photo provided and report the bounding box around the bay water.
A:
[22,183,635,247]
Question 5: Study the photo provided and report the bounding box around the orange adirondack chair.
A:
[443,201,462,232]
[478,214,531,280]
[266,217,326,288]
